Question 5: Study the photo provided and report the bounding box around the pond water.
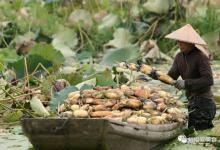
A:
[0,126,32,150]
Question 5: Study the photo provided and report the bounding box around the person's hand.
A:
[174,80,185,90]
[149,70,159,80]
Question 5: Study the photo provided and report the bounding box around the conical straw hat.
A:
[195,44,210,58]
[165,24,207,45]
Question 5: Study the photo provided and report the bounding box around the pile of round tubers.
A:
[58,85,186,125]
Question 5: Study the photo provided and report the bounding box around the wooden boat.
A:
[21,118,184,150]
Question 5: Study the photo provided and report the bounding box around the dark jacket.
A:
[168,47,213,99]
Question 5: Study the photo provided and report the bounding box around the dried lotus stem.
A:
[128,63,137,71]
[156,71,174,85]
[140,64,153,74]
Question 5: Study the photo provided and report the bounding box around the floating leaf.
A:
[0,22,17,48]
[202,31,220,58]
[98,13,120,31]
[100,45,141,66]
[15,32,35,45]
[8,55,52,78]
[133,21,149,36]
[79,84,94,90]
[95,69,116,87]
[130,5,142,18]
[190,5,207,18]
[143,0,174,14]
[104,28,133,49]
[27,2,60,35]
[8,43,65,78]
[0,48,21,63]
[60,73,83,85]
[68,9,93,28]
[76,78,96,89]
[52,27,78,57]
[3,110,23,123]
[93,10,108,22]
[29,43,65,65]
[50,86,78,111]
[76,51,92,60]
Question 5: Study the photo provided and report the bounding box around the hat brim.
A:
[165,24,207,46]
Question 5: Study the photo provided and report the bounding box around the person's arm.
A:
[168,55,180,80]
[185,54,213,91]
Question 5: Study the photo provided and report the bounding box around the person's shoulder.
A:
[172,52,183,63]
[194,48,208,59]
[174,51,182,58]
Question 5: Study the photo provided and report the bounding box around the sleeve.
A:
[167,55,180,80]
[185,54,213,90]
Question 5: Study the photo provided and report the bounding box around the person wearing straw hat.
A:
[165,24,216,130]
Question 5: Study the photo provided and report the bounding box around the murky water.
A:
[0,61,219,150]
[0,126,32,150]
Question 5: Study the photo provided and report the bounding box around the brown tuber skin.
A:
[140,64,153,74]
[128,63,137,71]
[153,98,165,104]
[104,100,117,107]
[85,98,103,105]
[90,111,112,118]
[125,99,142,109]
[58,83,186,125]
[82,89,97,98]
[135,89,150,99]
[143,101,157,110]
[156,103,167,112]
[94,105,107,111]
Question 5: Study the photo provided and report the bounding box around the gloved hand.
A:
[149,70,159,80]
[174,80,185,90]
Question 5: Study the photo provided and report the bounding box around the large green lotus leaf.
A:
[0,48,21,63]
[8,55,53,78]
[52,27,78,57]
[60,73,83,85]
[100,45,140,66]
[76,78,96,89]
[202,31,220,58]
[188,5,207,18]
[130,5,142,18]
[95,69,116,87]
[68,9,93,28]
[104,28,133,49]
[3,110,23,123]
[98,13,120,31]
[15,32,35,45]
[29,43,65,65]
[133,21,149,36]
[50,86,78,111]
[143,0,174,14]
[27,2,60,36]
